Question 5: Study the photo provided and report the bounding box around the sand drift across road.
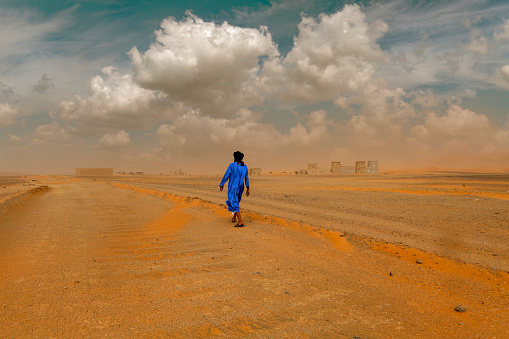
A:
[0,174,507,338]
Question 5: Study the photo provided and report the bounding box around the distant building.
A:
[136,172,144,175]
[249,168,262,175]
[308,163,326,174]
[75,168,113,176]
[300,160,378,175]
[355,161,366,174]
[331,161,341,174]
[366,160,378,174]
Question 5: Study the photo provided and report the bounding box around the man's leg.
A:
[236,212,244,226]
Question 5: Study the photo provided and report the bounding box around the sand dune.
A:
[0,173,507,337]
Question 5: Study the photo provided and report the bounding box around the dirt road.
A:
[0,178,507,338]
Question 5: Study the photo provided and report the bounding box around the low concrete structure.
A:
[75,168,113,176]
[308,163,318,170]
[249,168,262,175]
[340,166,355,174]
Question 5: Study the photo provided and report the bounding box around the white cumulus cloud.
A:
[462,29,489,55]
[31,74,56,94]
[399,104,509,168]
[412,105,490,141]
[0,104,18,127]
[97,130,131,148]
[58,67,175,134]
[156,108,330,158]
[128,12,278,118]
[260,4,388,103]
[502,65,509,82]
[32,121,73,144]
[7,133,21,142]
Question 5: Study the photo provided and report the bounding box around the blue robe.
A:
[220,162,249,213]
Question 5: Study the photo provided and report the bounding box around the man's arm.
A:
[219,164,232,190]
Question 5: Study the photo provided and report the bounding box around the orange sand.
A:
[0,173,507,337]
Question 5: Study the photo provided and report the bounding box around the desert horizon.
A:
[2,165,509,177]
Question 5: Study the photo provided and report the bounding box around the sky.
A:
[1,0,509,174]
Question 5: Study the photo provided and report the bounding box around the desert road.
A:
[0,175,508,338]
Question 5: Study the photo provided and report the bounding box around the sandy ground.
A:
[0,173,507,338]
[0,176,43,203]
